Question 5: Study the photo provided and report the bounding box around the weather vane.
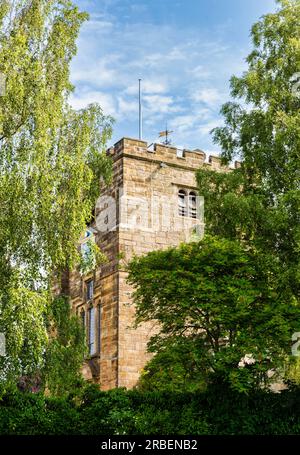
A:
[158,124,173,145]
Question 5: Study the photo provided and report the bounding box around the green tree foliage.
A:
[0,1,113,385]
[196,0,300,382]
[213,0,299,190]
[3,385,300,435]
[197,0,300,285]
[137,339,207,392]
[43,296,86,397]
[127,237,300,392]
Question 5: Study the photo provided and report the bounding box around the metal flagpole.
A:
[138,78,142,140]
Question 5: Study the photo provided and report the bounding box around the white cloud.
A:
[70,0,254,150]
[71,55,121,88]
[195,120,222,136]
[84,19,114,33]
[118,97,138,117]
[188,65,211,79]
[169,115,197,134]
[124,79,168,96]
[70,90,117,116]
[143,94,183,116]
[193,88,223,106]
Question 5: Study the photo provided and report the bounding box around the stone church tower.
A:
[63,137,232,390]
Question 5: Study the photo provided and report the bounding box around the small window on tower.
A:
[178,189,187,216]
[88,306,96,356]
[86,280,94,302]
[189,192,197,219]
[79,227,96,260]
[84,229,92,239]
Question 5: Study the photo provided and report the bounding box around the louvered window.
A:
[189,192,197,219]
[178,190,187,216]
[88,307,96,355]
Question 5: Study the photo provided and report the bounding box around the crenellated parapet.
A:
[107,137,235,171]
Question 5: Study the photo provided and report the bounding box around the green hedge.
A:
[1,384,300,435]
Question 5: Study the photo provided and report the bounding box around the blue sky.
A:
[71,0,277,153]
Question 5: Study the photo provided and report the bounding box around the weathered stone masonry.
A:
[63,137,238,390]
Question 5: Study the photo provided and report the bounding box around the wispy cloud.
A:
[192,88,223,106]
[70,90,117,116]
[71,0,277,153]
[125,80,168,95]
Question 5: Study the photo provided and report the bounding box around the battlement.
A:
[108,137,240,170]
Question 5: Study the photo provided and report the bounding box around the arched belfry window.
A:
[189,192,197,219]
[178,189,198,218]
[178,189,187,216]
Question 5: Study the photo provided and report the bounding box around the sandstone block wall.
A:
[67,137,231,389]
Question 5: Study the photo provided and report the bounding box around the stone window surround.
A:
[177,187,198,219]
[77,301,101,358]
